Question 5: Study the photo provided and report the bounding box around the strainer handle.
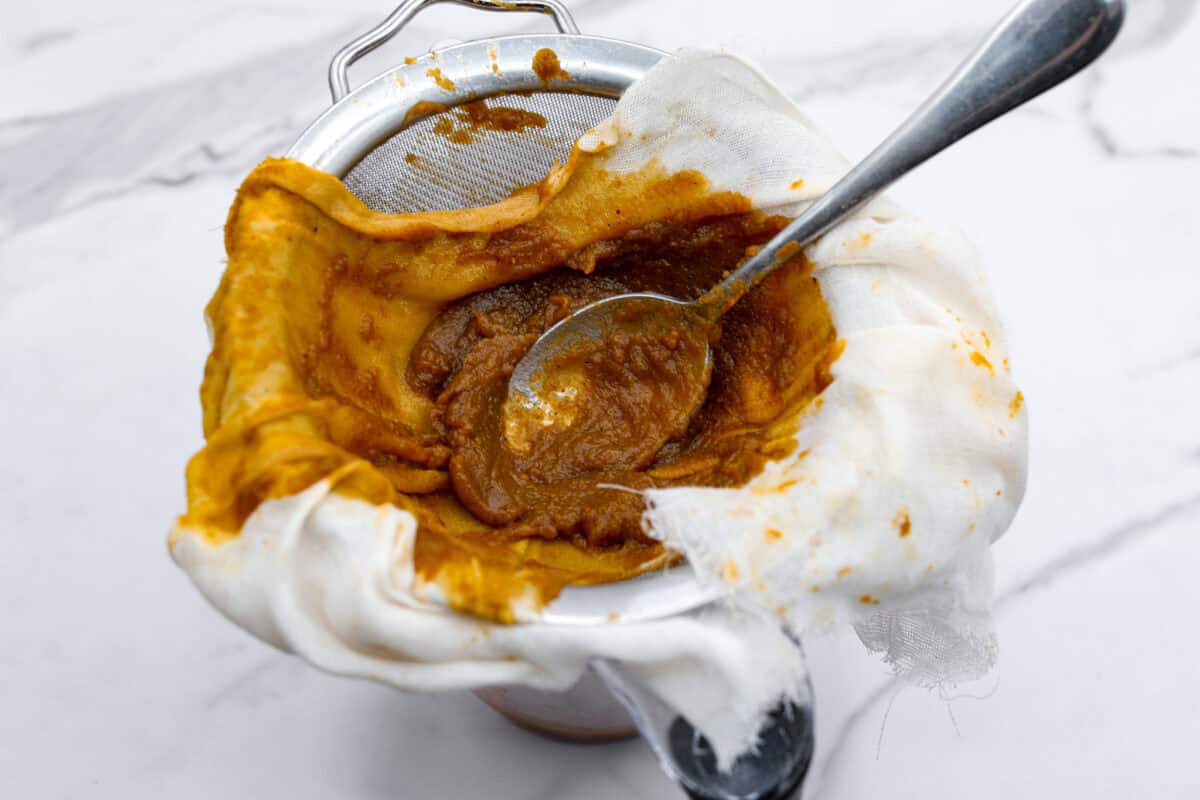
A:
[329,0,580,102]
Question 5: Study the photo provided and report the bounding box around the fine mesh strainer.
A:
[291,0,657,213]
[286,0,719,630]
[345,89,618,213]
[284,3,815,797]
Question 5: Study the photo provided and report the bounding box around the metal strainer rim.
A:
[287,33,665,176]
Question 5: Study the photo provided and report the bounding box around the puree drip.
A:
[407,213,837,549]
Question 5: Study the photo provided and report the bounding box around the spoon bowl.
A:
[502,292,714,459]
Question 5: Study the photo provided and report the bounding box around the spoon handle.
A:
[699,0,1124,321]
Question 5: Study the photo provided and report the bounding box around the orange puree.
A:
[179,147,837,622]
[532,48,570,82]
[431,99,548,145]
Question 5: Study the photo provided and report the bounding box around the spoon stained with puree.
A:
[493,2,1123,799]
[503,0,1125,471]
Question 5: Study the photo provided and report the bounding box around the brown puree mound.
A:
[179,153,838,621]
[412,214,835,548]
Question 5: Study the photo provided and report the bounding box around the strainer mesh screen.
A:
[344,92,616,213]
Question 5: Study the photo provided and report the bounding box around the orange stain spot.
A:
[789,178,805,190]
[970,350,993,373]
[426,67,456,92]
[753,478,799,495]
[766,528,784,541]
[837,566,853,578]
[722,561,739,582]
[893,509,911,537]
[775,240,803,265]
[859,594,881,605]
[1009,390,1024,418]
[532,47,570,82]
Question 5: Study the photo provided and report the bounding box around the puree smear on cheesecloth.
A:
[170,50,1027,766]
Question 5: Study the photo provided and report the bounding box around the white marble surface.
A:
[2,0,1198,797]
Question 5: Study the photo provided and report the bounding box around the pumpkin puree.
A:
[178,145,838,621]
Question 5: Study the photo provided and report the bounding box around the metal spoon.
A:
[505,0,1124,446]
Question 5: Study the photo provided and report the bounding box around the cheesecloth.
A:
[171,49,1028,767]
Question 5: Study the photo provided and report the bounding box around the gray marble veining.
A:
[2,1,1198,798]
